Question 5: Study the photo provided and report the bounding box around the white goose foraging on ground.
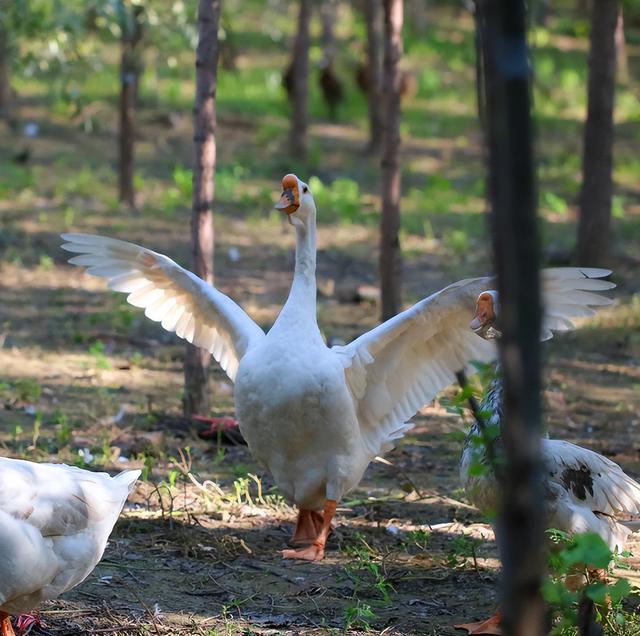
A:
[457,289,640,635]
[62,173,616,561]
[0,458,139,636]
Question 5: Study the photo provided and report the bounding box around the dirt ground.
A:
[1,222,640,635]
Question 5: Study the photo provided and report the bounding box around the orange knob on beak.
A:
[275,174,300,215]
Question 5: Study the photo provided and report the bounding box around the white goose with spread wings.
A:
[0,459,139,636]
[62,173,615,561]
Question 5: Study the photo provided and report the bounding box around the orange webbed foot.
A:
[291,509,324,546]
[0,612,16,636]
[455,609,502,635]
[282,541,325,561]
[283,499,337,562]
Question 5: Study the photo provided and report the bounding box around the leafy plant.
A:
[52,410,73,448]
[408,529,431,550]
[544,531,636,635]
[14,378,42,403]
[89,340,112,370]
[343,535,395,602]
[445,535,484,571]
[343,600,376,632]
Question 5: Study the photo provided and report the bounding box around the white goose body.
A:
[0,458,139,615]
[237,336,367,509]
[61,173,617,559]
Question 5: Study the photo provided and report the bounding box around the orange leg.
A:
[282,499,337,562]
[291,508,325,545]
[0,612,15,636]
[455,609,502,635]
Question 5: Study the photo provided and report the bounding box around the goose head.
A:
[275,173,316,229]
[470,290,501,340]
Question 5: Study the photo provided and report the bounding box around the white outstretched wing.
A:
[61,233,264,381]
[539,268,615,339]
[335,268,614,456]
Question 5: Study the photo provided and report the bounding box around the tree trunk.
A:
[476,0,546,634]
[320,0,338,64]
[615,8,628,83]
[290,0,311,162]
[183,0,220,416]
[379,0,403,321]
[118,4,144,208]
[407,0,427,36]
[0,7,11,122]
[576,0,618,267]
[363,0,384,153]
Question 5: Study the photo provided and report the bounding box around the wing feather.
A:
[61,233,264,381]
[544,439,640,516]
[336,268,614,458]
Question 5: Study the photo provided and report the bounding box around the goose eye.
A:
[302,186,308,194]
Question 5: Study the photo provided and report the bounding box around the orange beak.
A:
[470,293,495,332]
[275,174,300,215]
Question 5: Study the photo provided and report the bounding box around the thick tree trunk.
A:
[183,0,220,416]
[576,0,618,267]
[476,0,546,635]
[363,0,384,152]
[379,0,403,321]
[0,8,11,122]
[118,4,144,208]
[290,0,311,162]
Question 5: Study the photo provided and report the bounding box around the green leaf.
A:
[560,532,612,569]
[585,582,608,604]
[469,462,489,477]
[608,578,632,605]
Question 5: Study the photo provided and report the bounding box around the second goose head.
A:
[470,290,501,340]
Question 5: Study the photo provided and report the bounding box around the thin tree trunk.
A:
[118,4,144,208]
[364,0,384,153]
[320,0,338,64]
[615,9,628,83]
[0,6,11,122]
[476,0,546,634]
[407,0,427,36]
[576,0,618,267]
[379,0,402,321]
[184,0,220,416]
[291,0,311,162]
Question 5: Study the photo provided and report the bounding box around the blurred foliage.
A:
[0,0,639,264]
[544,530,638,635]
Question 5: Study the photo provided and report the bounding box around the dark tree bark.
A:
[379,0,402,321]
[183,0,220,416]
[476,1,546,635]
[290,0,312,162]
[118,3,144,207]
[363,0,384,152]
[576,0,618,267]
[0,6,11,122]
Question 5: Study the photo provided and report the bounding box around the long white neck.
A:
[272,214,318,331]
